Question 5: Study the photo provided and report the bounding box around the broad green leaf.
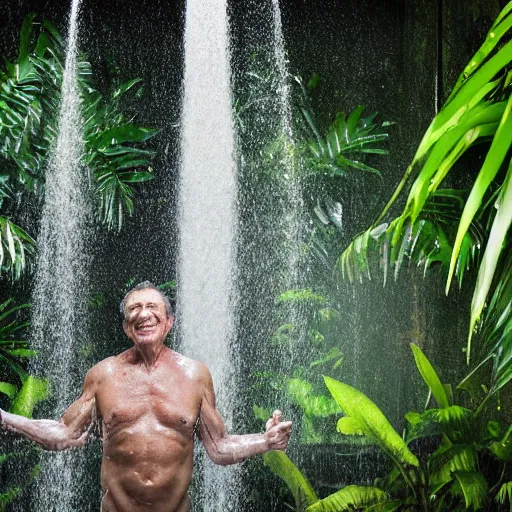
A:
[453,471,488,510]
[336,416,364,435]
[490,425,512,461]
[0,382,17,399]
[9,376,49,418]
[429,444,477,493]
[306,486,388,512]
[263,451,318,509]
[410,343,450,408]
[324,376,419,467]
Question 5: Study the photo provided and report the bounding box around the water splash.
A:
[270,0,305,363]
[30,0,91,509]
[176,0,239,509]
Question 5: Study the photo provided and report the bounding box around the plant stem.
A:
[373,164,414,225]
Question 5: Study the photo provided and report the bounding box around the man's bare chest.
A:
[95,366,202,437]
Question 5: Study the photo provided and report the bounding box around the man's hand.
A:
[264,410,292,451]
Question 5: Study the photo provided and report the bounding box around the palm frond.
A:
[0,217,36,280]
[303,106,391,178]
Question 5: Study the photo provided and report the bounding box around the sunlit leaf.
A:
[306,485,388,512]
[324,376,419,467]
[263,451,319,509]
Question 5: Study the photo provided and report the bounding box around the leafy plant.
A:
[266,344,512,511]
[0,299,49,511]
[0,216,36,280]
[0,14,157,243]
[301,104,392,178]
[338,2,512,394]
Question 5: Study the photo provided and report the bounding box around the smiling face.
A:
[122,288,174,348]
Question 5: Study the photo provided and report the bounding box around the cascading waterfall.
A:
[30,0,91,509]
[176,0,239,510]
[271,0,305,349]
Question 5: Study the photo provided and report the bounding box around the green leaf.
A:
[490,425,512,461]
[0,382,17,399]
[453,471,488,511]
[263,451,319,509]
[306,486,388,512]
[496,481,512,508]
[447,93,512,296]
[410,343,450,408]
[117,171,153,183]
[287,378,340,417]
[336,416,364,435]
[92,124,158,148]
[429,444,478,493]
[468,161,512,360]
[9,376,49,418]
[324,376,419,467]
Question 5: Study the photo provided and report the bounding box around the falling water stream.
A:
[30,0,91,509]
[177,0,239,509]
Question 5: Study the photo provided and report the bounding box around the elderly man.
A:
[0,281,292,511]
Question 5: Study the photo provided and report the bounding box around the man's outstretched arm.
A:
[198,366,292,466]
[0,367,98,451]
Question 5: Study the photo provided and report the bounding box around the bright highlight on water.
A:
[30,0,91,509]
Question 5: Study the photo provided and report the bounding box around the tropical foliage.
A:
[337,2,512,396]
[267,344,512,511]
[0,13,157,280]
[0,299,48,511]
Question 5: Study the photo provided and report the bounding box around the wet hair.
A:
[120,281,173,319]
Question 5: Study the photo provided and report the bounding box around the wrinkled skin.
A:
[0,288,292,511]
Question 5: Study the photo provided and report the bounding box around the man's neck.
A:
[132,342,166,371]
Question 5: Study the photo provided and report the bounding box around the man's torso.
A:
[93,348,204,512]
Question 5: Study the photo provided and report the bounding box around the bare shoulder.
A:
[169,350,212,385]
[84,356,117,385]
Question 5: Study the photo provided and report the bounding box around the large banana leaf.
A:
[263,451,319,510]
[324,376,419,468]
[305,486,389,512]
